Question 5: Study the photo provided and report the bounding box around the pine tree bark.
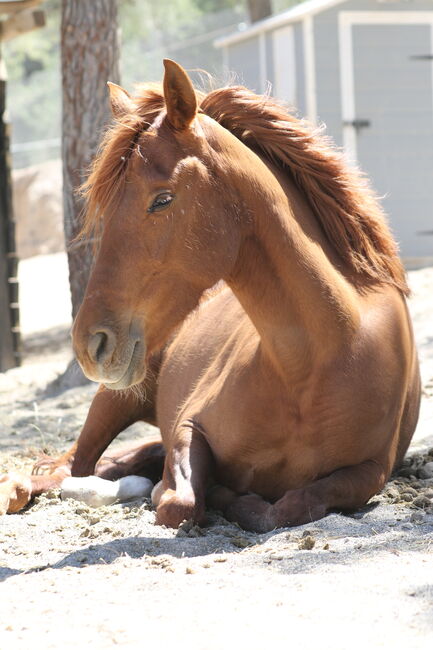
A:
[61,0,120,319]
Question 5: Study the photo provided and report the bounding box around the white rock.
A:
[61,475,153,507]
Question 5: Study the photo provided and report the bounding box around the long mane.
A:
[82,83,408,295]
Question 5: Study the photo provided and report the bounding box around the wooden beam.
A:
[0,7,45,41]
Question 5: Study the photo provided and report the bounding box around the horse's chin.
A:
[103,364,147,391]
[104,347,147,390]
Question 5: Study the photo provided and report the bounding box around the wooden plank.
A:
[0,8,45,42]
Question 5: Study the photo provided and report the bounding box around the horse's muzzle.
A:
[74,322,147,389]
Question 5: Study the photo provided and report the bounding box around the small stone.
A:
[175,528,188,538]
[214,556,227,563]
[410,512,425,524]
[323,543,330,550]
[298,535,315,550]
[401,487,417,496]
[231,536,251,548]
[185,567,195,574]
[400,492,415,502]
[178,519,194,533]
[187,525,204,538]
[398,468,416,479]
[88,514,100,525]
[418,462,433,480]
[412,495,431,509]
[45,489,60,500]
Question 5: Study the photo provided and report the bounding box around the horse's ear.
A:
[107,82,135,119]
[163,59,197,131]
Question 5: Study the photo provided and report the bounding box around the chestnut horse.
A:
[1,60,420,531]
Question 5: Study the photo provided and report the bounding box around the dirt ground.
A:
[0,257,432,650]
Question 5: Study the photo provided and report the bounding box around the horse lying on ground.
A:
[0,60,421,531]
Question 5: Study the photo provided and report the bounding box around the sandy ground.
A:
[0,254,432,650]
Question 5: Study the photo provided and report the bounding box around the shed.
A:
[216,0,433,263]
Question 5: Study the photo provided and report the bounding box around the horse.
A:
[1,59,421,531]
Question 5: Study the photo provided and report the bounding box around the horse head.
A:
[72,60,244,389]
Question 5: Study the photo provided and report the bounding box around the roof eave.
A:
[215,0,345,48]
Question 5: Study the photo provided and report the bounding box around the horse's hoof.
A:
[156,491,204,528]
[0,473,32,514]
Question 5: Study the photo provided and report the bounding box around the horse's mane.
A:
[82,83,409,295]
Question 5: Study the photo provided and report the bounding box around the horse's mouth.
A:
[103,341,146,390]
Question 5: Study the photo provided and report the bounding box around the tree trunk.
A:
[61,0,120,319]
[246,0,272,23]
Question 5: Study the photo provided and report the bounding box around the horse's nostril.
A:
[95,332,107,362]
[88,329,115,365]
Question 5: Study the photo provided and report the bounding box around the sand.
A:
[0,254,432,649]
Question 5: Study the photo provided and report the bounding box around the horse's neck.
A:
[226,155,360,380]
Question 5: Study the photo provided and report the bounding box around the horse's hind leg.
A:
[95,440,165,484]
[208,459,388,532]
[153,423,214,528]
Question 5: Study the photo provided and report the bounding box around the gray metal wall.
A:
[226,36,261,91]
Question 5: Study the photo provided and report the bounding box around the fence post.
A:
[0,51,20,371]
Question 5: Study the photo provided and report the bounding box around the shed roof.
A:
[215,0,346,47]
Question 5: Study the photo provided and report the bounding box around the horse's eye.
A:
[148,192,174,213]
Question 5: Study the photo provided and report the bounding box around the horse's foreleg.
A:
[71,385,152,477]
[33,351,162,477]
[154,424,214,528]
[208,459,388,532]
[33,384,150,478]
